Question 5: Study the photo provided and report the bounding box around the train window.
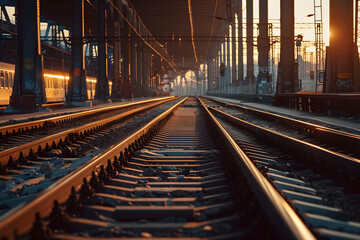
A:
[4,72,8,88]
[0,71,4,88]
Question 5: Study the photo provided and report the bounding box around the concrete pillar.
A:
[95,0,110,101]
[111,0,122,99]
[258,0,269,82]
[246,0,254,88]
[67,0,89,105]
[324,0,358,92]
[6,0,45,112]
[277,0,295,93]
[237,0,244,83]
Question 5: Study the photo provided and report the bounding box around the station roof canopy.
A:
[41,0,231,72]
[131,0,229,72]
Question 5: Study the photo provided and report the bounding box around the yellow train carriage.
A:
[0,62,109,105]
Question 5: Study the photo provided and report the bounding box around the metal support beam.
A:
[246,0,254,89]
[258,0,269,79]
[324,0,358,92]
[277,0,296,93]
[232,15,237,85]
[237,0,243,83]
[120,4,130,98]
[95,0,110,102]
[142,46,148,93]
[111,0,122,99]
[216,49,219,90]
[257,0,270,97]
[66,0,89,105]
[137,43,142,92]
[130,31,136,93]
[6,0,45,112]
[226,29,231,94]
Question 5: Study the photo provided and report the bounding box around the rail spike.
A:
[89,171,103,191]
[18,151,27,164]
[66,186,81,216]
[49,200,68,231]
[99,165,110,184]
[106,159,116,178]
[30,212,50,240]
[79,177,94,201]
[113,156,121,172]
[7,156,18,169]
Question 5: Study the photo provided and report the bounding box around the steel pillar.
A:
[94,0,110,102]
[246,0,254,88]
[6,0,45,112]
[137,43,143,93]
[258,0,269,81]
[324,0,358,92]
[277,0,296,93]
[226,29,231,94]
[66,0,89,106]
[237,0,243,83]
[142,47,148,92]
[232,13,237,85]
[120,4,130,98]
[111,0,122,99]
[130,35,137,92]
[216,49,219,90]
[207,58,212,91]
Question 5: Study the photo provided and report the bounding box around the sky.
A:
[251,0,331,45]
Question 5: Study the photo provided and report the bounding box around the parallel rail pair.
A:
[0,97,314,239]
[0,97,175,167]
[204,97,360,180]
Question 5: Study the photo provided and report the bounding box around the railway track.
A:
[0,97,182,217]
[0,97,175,170]
[202,97,360,180]
[0,97,314,240]
[200,98,360,239]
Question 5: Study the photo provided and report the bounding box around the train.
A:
[0,62,111,105]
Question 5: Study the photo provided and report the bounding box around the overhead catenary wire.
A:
[187,0,198,63]
[204,0,219,60]
[108,0,181,73]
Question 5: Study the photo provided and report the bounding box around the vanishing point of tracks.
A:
[0,96,358,239]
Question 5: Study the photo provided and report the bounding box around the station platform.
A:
[211,96,360,134]
[0,97,161,126]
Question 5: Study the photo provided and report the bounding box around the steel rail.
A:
[0,97,187,239]
[207,105,360,179]
[0,96,174,136]
[198,98,316,240]
[0,97,177,165]
[205,97,360,152]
